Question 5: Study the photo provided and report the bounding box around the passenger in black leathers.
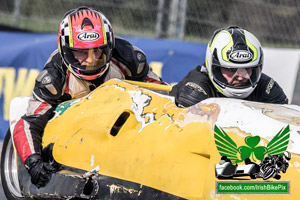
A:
[12,7,165,188]
[170,26,288,107]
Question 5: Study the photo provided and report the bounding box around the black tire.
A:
[250,173,256,179]
[1,129,25,200]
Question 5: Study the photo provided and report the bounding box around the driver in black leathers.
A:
[170,26,288,107]
[12,7,165,188]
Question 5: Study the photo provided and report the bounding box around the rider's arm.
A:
[170,66,211,107]
[13,95,55,163]
[12,50,67,163]
[12,51,67,188]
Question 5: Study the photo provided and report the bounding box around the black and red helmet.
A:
[58,7,115,80]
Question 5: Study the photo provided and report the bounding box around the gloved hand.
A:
[25,153,56,188]
[175,83,208,107]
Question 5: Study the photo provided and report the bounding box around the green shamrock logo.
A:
[214,125,290,164]
[238,136,267,161]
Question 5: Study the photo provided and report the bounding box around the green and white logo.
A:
[214,125,291,180]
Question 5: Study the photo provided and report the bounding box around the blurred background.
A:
[0,0,299,103]
[0,0,299,47]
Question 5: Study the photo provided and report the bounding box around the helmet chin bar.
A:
[212,77,256,99]
[222,85,256,99]
[66,62,110,81]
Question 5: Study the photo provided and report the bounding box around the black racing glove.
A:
[25,153,56,188]
[175,83,208,107]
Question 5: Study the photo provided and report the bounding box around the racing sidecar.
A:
[215,158,258,179]
[1,78,300,200]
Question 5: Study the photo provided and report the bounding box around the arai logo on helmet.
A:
[229,50,253,62]
[77,31,100,42]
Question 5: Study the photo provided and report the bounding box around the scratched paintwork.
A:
[41,79,300,200]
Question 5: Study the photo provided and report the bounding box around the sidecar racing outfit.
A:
[13,37,165,164]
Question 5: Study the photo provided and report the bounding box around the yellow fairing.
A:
[42,79,300,200]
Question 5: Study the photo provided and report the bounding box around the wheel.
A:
[1,129,25,199]
[250,173,256,179]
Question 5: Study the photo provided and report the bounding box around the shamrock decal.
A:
[238,136,267,161]
[214,125,290,164]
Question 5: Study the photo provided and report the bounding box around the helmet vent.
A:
[213,48,219,61]
[82,17,94,29]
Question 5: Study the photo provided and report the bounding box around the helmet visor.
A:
[63,45,111,74]
[212,64,262,89]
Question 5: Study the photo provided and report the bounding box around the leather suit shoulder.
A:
[250,73,288,104]
[33,50,67,105]
[112,36,149,81]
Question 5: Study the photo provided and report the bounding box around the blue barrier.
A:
[0,31,207,139]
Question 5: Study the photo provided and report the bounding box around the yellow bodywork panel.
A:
[42,79,300,200]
